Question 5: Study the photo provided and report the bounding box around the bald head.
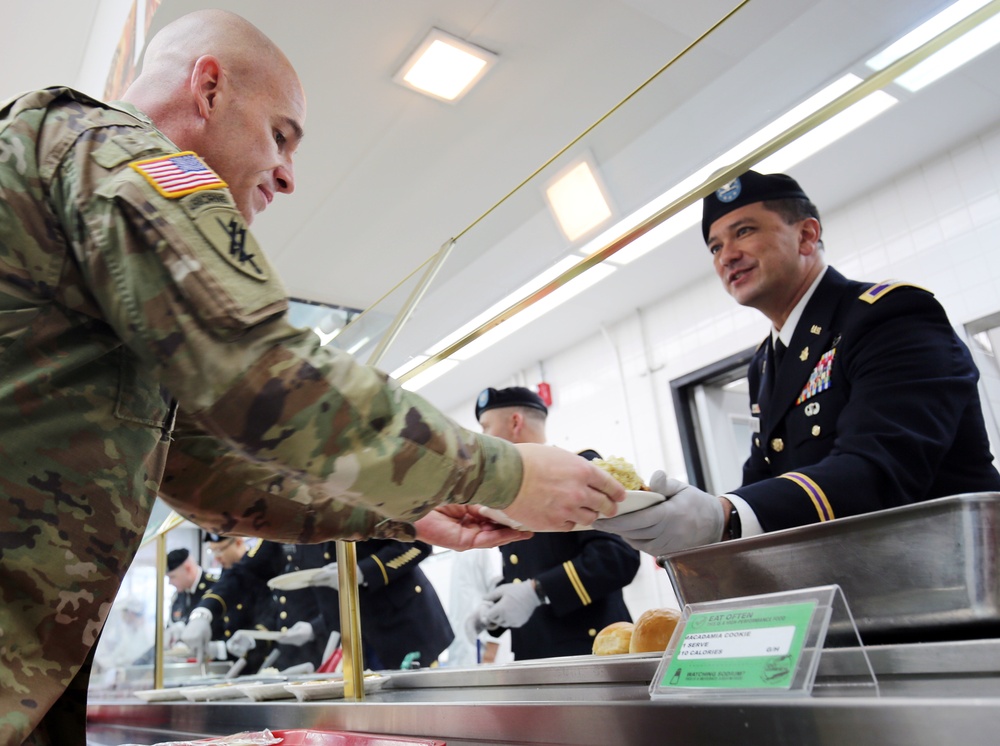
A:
[123,10,306,223]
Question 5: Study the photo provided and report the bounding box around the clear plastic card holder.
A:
[649,584,878,699]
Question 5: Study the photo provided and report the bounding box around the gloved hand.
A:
[596,470,725,555]
[166,621,186,648]
[227,630,257,658]
[481,581,542,630]
[310,562,366,591]
[464,600,492,643]
[280,620,315,647]
[180,608,213,657]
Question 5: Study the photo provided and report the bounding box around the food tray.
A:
[662,493,1000,645]
[284,674,390,701]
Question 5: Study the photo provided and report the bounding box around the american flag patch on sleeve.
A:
[130,151,228,198]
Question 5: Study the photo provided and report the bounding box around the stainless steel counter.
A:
[88,639,1000,746]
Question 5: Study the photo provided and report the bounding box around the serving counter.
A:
[90,495,1000,745]
[89,637,1000,746]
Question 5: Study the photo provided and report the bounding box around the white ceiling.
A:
[5,0,1000,414]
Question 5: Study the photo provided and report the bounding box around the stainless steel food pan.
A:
[661,493,1000,645]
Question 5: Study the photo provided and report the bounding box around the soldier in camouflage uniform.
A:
[0,9,623,744]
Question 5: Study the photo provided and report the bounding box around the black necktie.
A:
[774,338,787,368]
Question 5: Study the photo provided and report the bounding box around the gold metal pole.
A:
[336,541,365,699]
[153,533,167,690]
[336,241,459,700]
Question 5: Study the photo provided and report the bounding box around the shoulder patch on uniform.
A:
[858,280,931,304]
[130,151,227,199]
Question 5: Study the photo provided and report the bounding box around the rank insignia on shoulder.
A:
[859,280,931,304]
[130,151,228,198]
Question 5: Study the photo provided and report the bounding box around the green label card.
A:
[660,601,817,690]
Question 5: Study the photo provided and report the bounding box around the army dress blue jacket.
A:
[734,267,1000,530]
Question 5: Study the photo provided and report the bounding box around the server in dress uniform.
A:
[311,540,455,669]
[166,548,217,625]
[467,387,641,660]
[600,170,1000,556]
[190,540,337,670]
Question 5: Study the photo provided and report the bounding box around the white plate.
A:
[236,680,296,701]
[479,490,666,532]
[266,568,322,591]
[134,687,186,702]
[179,682,249,702]
[283,674,390,702]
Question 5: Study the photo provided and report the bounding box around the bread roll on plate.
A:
[629,608,681,654]
[592,621,634,655]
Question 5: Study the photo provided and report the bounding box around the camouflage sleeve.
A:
[159,410,418,542]
[48,101,523,527]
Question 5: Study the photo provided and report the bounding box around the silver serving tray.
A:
[662,493,1000,645]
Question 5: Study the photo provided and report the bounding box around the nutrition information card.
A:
[649,585,874,699]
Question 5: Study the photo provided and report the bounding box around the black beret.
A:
[166,548,190,572]
[702,170,810,242]
[475,386,548,421]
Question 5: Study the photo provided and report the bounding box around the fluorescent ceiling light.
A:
[866,0,991,71]
[394,28,497,103]
[399,358,459,392]
[455,262,615,360]
[424,257,587,359]
[392,257,616,382]
[545,158,613,241]
[895,12,1000,92]
[346,335,371,355]
[579,75,891,266]
[756,90,897,172]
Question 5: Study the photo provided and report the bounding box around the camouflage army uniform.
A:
[0,87,522,744]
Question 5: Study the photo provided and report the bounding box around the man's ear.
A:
[798,217,822,255]
[191,54,224,120]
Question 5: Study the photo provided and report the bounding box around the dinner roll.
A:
[592,621,634,655]
[629,608,681,654]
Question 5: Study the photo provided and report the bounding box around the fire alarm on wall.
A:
[537,382,552,407]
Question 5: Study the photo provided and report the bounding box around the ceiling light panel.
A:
[394,28,497,103]
[545,156,614,242]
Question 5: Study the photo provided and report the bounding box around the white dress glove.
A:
[166,621,186,648]
[180,608,213,656]
[482,581,542,630]
[227,630,257,658]
[310,562,365,591]
[280,620,315,647]
[464,601,491,643]
[596,471,725,556]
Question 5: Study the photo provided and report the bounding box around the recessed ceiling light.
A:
[545,157,614,242]
[394,28,497,103]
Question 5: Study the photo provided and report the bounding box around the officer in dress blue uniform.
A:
[166,548,216,625]
[599,170,1000,555]
[188,540,335,670]
[467,387,640,660]
[310,539,455,669]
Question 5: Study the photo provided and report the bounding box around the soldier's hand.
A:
[414,504,534,550]
[180,608,213,657]
[595,471,725,555]
[166,621,186,648]
[280,620,315,647]
[311,562,341,590]
[482,581,541,629]
[503,443,625,531]
[227,630,257,658]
